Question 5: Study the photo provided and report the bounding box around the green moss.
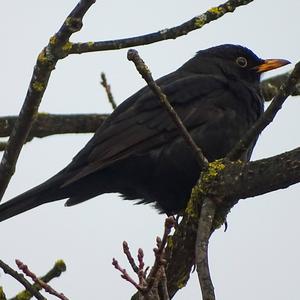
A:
[185,183,202,218]
[176,274,188,289]
[62,41,73,52]
[37,51,48,64]
[167,235,173,249]
[32,81,45,92]
[15,290,32,300]
[208,6,223,15]
[194,14,207,28]
[49,35,57,45]
[0,287,6,300]
[87,41,94,47]
[55,259,66,272]
[202,160,225,182]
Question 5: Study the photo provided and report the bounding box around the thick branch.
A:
[164,146,300,298]
[0,113,106,140]
[69,0,253,54]
[0,0,96,202]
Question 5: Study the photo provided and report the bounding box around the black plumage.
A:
[0,44,289,220]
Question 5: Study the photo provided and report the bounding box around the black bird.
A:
[0,44,289,221]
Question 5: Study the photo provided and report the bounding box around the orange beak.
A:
[254,58,291,73]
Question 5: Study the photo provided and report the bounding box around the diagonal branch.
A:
[0,259,45,300]
[0,0,96,202]
[9,260,67,300]
[127,49,208,170]
[227,61,300,161]
[127,49,217,300]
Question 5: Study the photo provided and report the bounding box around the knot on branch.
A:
[65,17,83,33]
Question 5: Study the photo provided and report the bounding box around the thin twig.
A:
[0,259,45,300]
[261,69,300,101]
[69,0,253,54]
[127,49,208,170]
[144,217,175,294]
[195,199,216,300]
[122,241,139,274]
[100,73,117,110]
[15,259,69,300]
[0,0,96,202]
[227,61,300,161]
[112,258,143,291]
[10,260,67,300]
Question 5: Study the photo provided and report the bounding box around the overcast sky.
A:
[1,1,300,299]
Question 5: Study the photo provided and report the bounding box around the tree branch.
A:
[9,260,66,300]
[0,113,106,147]
[261,70,300,101]
[0,71,296,151]
[127,49,208,170]
[227,61,300,161]
[164,146,300,298]
[0,259,45,300]
[195,198,216,300]
[0,0,96,202]
[68,0,254,54]
[100,73,117,110]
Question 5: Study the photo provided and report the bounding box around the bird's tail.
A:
[0,174,67,222]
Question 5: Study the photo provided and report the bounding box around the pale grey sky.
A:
[1,1,300,299]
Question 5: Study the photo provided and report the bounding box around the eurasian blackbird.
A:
[0,44,289,221]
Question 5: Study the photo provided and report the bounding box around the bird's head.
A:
[184,44,290,84]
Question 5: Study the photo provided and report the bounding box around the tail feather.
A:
[0,174,67,222]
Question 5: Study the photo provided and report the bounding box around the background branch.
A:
[9,260,66,300]
[261,70,300,101]
[0,260,45,300]
[100,73,117,110]
[227,61,300,161]
[0,0,96,202]
[0,70,295,150]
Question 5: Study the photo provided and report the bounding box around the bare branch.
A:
[261,70,300,101]
[127,49,208,170]
[122,241,139,274]
[15,259,68,300]
[0,0,96,202]
[144,217,175,294]
[227,61,300,161]
[9,260,67,300]
[0,113,106,145]
[100,73,117,110]
[164,146,300,298]
[196,199,216,300]
[69,0,254,54]
[0,259,45,300]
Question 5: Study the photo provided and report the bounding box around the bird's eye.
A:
[236,56,248,68]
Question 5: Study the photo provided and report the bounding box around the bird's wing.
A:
[62,72,228,186]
